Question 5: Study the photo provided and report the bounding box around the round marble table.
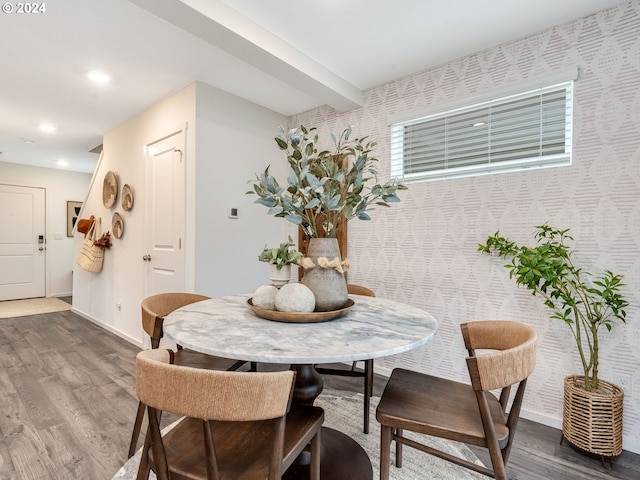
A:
[163,293,438,480]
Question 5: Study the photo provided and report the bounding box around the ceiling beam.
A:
[127,0,363,112]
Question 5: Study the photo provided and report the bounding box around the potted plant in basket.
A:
[478,224,628,460]
[248,125,407,310]
[258,236,303,287]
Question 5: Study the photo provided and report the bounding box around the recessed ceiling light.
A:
[39,123,57,133]
[87,70,111,84]
[23,139,36,144]
[57,160,69,167]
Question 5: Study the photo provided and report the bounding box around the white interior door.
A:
[144,129,186,295]
[0,184,46,301]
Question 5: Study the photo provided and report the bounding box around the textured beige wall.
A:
[290,1,640,453]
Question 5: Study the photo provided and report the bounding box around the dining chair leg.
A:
[364,389,370,434]
[380,424,392,480]
[364,359,373,434]
[129,400,146,458]
[147,407,170,480]
[310,429,321,480]
[487,440,509,480]
[395,428,403,468]
[136,415,152,480]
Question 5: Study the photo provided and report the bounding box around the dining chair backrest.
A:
[141,292,210,348]
[130,292,241,459]
[347,284,375,297]
[376,320,537,480]
[136,348,295,421]
[462,320,537,392]
[135,349,322,480]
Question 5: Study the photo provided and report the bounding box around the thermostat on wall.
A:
[227,207,239,219]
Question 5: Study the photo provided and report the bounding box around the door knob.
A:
[142,254,151,262]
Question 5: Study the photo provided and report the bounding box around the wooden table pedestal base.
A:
[283,427,373,480]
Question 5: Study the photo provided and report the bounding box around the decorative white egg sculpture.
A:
[252,284,279,310]
[275,283,315,313]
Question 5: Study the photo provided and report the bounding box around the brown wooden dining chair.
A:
[315,284,375,433]
[128,292,248,458]
[376,320,537,480]
[135,348,324,480]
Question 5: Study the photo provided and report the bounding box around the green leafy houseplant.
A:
[258,237,303,270]
[478,224,628,392]
[248,125,407,238]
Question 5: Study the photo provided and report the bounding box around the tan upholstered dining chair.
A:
[315,284,376,433]
[128,292,247,458]
[135,348,324,480]
[376,320,537,480]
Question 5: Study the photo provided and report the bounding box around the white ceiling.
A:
[0,0,627,174]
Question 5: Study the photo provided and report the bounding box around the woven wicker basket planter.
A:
[562,375,624,457]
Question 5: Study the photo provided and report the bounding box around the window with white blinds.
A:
[390,82,573,182]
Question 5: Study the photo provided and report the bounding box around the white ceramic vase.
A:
[270,264,291,287]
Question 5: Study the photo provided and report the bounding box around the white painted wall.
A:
[72,83,198,346]
[0,162,91,297]
[193,82,288,296]
[290,1,640,454]
[72,81,287,347]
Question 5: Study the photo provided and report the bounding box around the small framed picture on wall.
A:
[67,201,83,237]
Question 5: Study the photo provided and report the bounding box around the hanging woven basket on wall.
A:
[562,375,624,457]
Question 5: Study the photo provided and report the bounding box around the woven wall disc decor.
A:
[112,212,124,239]
[122,184,134,211]
[103,171,118,208]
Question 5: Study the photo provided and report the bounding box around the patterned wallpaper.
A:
[289,1,640,453]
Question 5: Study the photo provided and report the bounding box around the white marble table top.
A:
[163,294,438,364]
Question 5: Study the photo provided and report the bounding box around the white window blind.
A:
[390,82,573,182]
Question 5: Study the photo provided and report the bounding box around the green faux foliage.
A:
[478,224,628,392]
[248,125,407,238]
[258,236,303,270]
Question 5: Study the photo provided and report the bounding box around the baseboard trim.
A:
[71,307,143,349]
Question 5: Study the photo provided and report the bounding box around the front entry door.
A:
[144,128,186,295]
[0,184,46,301]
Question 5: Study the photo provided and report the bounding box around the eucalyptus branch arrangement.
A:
[248,125,407,238]
[478,224,628,392]
[258,237,303,270]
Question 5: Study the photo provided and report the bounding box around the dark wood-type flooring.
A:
[1,306,639,479]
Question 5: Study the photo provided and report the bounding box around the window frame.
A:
[390,79,575,183]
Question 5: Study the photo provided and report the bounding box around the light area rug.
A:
[113,389,486,480]
[0,297,71,319]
